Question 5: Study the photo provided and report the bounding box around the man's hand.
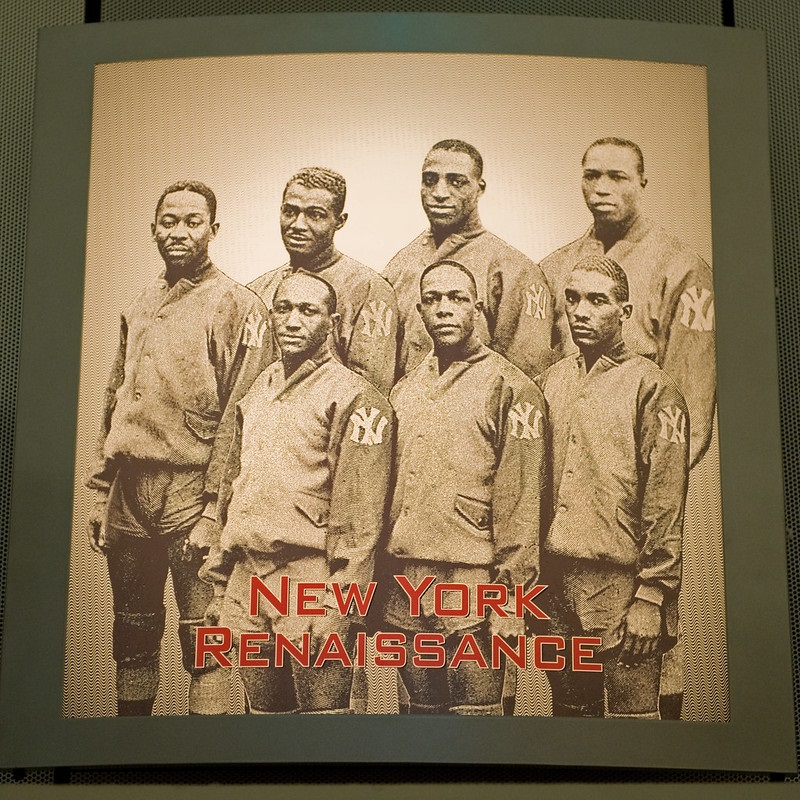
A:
[86,496,109,554]
[618,598,662,667]
[490,612,525,641]
[188,516,222,551]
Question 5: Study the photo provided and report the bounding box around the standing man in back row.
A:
[87,180,270,715]
[249,167,398,397]
[385,140,554,381]
[540,138,717,719]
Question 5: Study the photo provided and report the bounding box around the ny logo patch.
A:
[524,284,548,319]
[350,407,389,445]
[658,406,686,444]
[679,286,714,331]
[242,310,268,348]
[361,300,393,338]
[508,402,543,441]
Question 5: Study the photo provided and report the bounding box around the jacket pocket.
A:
[454,494,492,535]
[616,506,642,546]
[294,491,330,528]
[184,408,221,442]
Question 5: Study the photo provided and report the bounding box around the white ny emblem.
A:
[242,309,268,348]
[679,286,714,331]
[361,300,393,338]
[349,407,389,445]
[508,402,543,440]
[658,406,686,444]
[524,284,548,319]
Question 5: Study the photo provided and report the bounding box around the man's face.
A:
[151,190,218,270]
[420,149,485,233]
[271,273,335,360]
[581,144,645,228]
[280,182,346,262]
[417,264,481,350]
[564,268,631,352]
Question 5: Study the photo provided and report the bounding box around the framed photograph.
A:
[0,12,794,771]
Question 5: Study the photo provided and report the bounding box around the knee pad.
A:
[180,616,221,675]
[113,607,166,668]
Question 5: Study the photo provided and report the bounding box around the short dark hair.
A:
[582,138,645,177]
[571,255,630,303]
[273,269,338,315]
[155,180,217,223]
[428,139,484,178]
[420,259,478,299]
[284,167,347,216]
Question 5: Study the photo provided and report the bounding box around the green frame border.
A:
[0,13,794,771]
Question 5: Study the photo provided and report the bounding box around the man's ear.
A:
[335,212,348,231]
[621,301,633,321]
[640,175,648,190]
[474,299,485,317]
[478,178,486,196]
[329,312,342,334]
[210,221,220,238]
[150,223,156,239]
[415,301,423,317]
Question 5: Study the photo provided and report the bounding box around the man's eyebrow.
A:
[587,292,610,301]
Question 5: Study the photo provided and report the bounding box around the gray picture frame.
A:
[0,12,794,771]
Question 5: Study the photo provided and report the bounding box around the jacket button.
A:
[479,516,487,527]
[558,504,567,513]
[134,392,141,401]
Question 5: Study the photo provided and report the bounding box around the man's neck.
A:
[579,334,622,372]
[282,343,329,379]
[164,256,209,287]
[289,245,339,273]
[430,210,482,248]
[593,213,639,252]
[434,334,482,374]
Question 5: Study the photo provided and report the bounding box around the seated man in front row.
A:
[381,260,546,715]
[536,255,689,719]
[201,271,394,714]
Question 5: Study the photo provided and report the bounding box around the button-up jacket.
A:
[88,260,271,495]
[537,343,689,606]
[388,344,545,588]
[214,354,394,589]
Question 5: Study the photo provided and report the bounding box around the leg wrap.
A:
[113,607,166,668]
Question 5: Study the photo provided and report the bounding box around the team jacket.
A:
[211,353,394,590]
[384,225,555,381]
[248,252,398,397]
[540,216,715,467]
[387,343,545,588]
[537,343,689,606]
[88,259,271,496]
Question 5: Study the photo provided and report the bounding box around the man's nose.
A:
[574,299,591,318]
[169,221,188,238]
[436,297,455,315]
[432,179,450,199]
[285,308,303,327]
[290,211,309,229]
[594,175,613,194]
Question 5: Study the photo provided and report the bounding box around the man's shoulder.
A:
[539,231,591,269]
[329,253,395,295]
[247,265,286,301]
[322,359,393,406]
[384,232,429,274]
[474,229,534,263]
[637,219,711,275]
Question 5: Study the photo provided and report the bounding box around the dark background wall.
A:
[1,0,797,786]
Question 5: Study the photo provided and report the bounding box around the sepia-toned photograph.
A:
[66,51,724,723]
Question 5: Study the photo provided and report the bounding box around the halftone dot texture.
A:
[2,0,798,788]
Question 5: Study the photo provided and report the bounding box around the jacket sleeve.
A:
[345,276,399,397]
[661,253,716,468]
[491,375,547,588]
[326,387,395,590]
[86,313,128,494]
[635,374,690,604]
[490,252,558,380]
[204,289,275,502]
